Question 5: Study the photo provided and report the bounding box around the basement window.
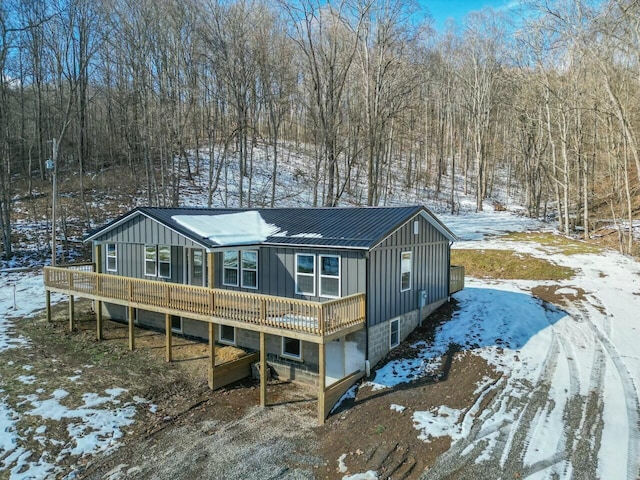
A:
[219,325,236,345]
[106,243,117,272]
[282,336,302,361]
[390,318,400,349]
[171,315,182,333]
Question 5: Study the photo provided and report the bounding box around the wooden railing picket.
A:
[43,266,366,338]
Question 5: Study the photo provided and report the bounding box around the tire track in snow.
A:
[423,320,567,479]
[576,299,640,480]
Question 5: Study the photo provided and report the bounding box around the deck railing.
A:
[450,265,465,294]
[44,266,365,338]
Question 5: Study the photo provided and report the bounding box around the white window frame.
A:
[158,246,171,279]
[106,243,117,272]
[295,253,316,296]
[240,250,258,289]
[390,318,400,348]
[281,336,302,361]
[145,245,157,277]
[319,254,341,298]
[400,251,412,292]
[219,325,236,345]
[222,251,239,287]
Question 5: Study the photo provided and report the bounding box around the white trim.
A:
[400,251,412,292]
[371,210,458,251]
[222,250,239,287]
[144,245,157,277]
[240,250,258,289]
[106,243,117,272]
[390,318,400,348]
[219,325,236,345]
[319,254,341,298]
[85,210,211,249]
[281,336,302,361]
[295,253,316,296]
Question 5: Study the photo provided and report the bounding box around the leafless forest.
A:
[0,0,639,259]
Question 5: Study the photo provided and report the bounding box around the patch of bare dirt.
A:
[314,351,499,479]
[7,298,501,479]
[531,285,587,308]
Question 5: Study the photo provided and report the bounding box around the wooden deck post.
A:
[165,313,172,363]
[318,342,326,425]
[128,306,135,351]
[208,323,216,389]
[96,301,103,341]
[260,332,267,407]
[46,290,51,322]
[68,295,75,332]
[207,252,215,288]
[94,244,102,273]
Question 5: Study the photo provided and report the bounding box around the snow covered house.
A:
[44,205,462,423]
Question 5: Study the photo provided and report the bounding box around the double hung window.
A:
[106,244,117,272]
[295,254,316,295]
[145,245,171,278]
[223,250,258,289]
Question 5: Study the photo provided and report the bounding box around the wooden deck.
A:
[450,265,465,294]
[44,266,366,343]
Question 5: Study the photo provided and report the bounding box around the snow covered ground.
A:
[0,272,154,479]
[362,212,640,480]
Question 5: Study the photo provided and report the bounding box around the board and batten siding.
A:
[215,247,366,301]
[91,213,204,248]
[94,242,185,284]
[367,213,451,327]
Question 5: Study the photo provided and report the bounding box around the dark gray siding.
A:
[214,247,366,301]
[97,242,184,284]
[92,213,204,248]
[368,213,451,326]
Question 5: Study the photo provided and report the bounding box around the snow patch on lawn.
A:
[342,471,378,480]
[0,272,148,479]
[413,406,464,442]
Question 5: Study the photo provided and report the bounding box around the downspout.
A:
[448,241,453,301]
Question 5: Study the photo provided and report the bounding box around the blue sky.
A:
[422,0,520,30]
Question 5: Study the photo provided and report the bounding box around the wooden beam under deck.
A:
[96,301,103,341]
[260,332,267,407]
[318,342,326,425]
[68,295,75,332]
[208,323,215,390]
[128,306,135,351]
[165,313,172,363]
[46,290,51,322]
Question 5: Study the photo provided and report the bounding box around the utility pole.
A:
[46,139,58,266]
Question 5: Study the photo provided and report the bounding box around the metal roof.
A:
[86,205,457,250]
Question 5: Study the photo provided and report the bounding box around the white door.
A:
[326,339,345,386]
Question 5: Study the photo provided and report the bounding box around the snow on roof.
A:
[172,211,281,246]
